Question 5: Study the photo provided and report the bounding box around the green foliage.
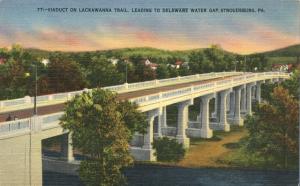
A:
[134,62,156,81]
[262,44,300,57]
[281,70,300,98]
[0,45,36,99]
[79,160,127,186]
[153,137,185,162]
[245,54,269,72]
[243,86,299,168]
[188,50,213,73]
[0,44,297,100]
[87,56,123,87]
[47,55,87,93]
[261,83,278,102]
[117,101,148,138]
[269,56,298,65]
[156,64,170,79]
[60,89,135,186]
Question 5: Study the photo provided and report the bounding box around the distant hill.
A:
[25,46,238,62]
[24,44,300,62]
[258,44,300,57]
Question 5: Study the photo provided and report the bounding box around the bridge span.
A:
[0,71,289,185]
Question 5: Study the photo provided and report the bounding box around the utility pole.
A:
[34,63,37,115]
[29,62,38,186]
[298,76,300,186]
[125,60,128,83]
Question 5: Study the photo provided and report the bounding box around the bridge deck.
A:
[0,75,235,122]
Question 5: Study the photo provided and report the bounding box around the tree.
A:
[178,65,190,76]
[153,137,186,162]
[47,56,87,92]
[168,66,179,77]
[281,69,300,98]
[188,50,208,74]
[245,54,269,72]
[117,100,147,138]
[204,45,225,72]
[244,86,298,168]
[0,45,37,99]
[60,89,134,186]
[135,62,156,81]
[87,56,123,87]
[156,64,170,79]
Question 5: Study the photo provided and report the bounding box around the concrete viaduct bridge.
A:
[0,71,289,185]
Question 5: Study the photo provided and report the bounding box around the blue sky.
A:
[0,0,299,53]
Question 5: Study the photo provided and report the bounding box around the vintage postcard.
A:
[0,0,299,185]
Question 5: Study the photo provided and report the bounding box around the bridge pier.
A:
[218,89,231,131]
[131,109,158,161]
[176,99,193,148]
[199,94,215,138]
[226,93,230,112]
[228,91,235,117]
[241,87,246,114]
[246,83,256,116]
[212,95,218,118]
[210,90,231,131]
[186,94,214,138]
[231,85,244,126]
[0,129,43,185]
[141,109,158,161]
[61,133,74,162]
[251,86,256,100]
[160,106,167,128]
[156,106,167,138]
[256,81,262,103]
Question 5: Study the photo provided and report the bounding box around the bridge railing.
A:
[0,112,65,136]
[0,71,243,111]
[130,72,290,105]
[42,112,64,125]
[0,118,31,135]
[0,72,290,137]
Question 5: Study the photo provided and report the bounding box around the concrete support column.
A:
[219,89,231,131]
[256,81,262,103]
[241,87,246,112]
[160,106,167,128]
[61,132,75,162]
[226,93,230,112]
[196,100,202,123]
[251,86,256,100]
[155,108,163,138]
[233,85,245,126]
[212,95,218,118]
[142,109,158,161]
[199,93,215,138]
[229,91,235,116]
[143,111,155,150]
[177,99,193,148]
[246,83,255,116]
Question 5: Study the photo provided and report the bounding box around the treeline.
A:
[0,44,270,100]
[237,70,299,169]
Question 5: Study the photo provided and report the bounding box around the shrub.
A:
[153,137,185,162]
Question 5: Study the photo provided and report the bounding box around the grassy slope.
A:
[262,44,300,57]
[256,44,300,65]
[177,127,246,168]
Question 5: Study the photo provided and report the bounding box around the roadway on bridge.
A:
[0,75,236,122]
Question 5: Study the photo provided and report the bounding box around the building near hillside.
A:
[143,59,158,70]
[272,64,293,72]
[108,58,119,66]
[0,58,6,65]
